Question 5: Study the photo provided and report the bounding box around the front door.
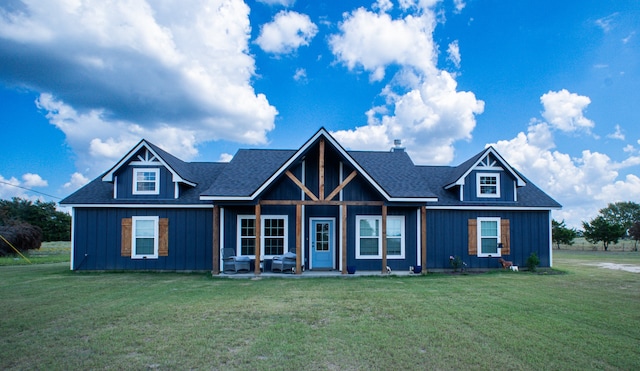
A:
[311,219,334,269]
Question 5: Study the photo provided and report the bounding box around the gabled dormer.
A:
[101,140,197,200]
[444,147,526,202]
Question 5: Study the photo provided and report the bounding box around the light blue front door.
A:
[311,219,334,269]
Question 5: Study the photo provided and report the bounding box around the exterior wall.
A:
[426,209,551,269]
[72,207,213,270]
[115,166,175,200]
[463,169,516,202]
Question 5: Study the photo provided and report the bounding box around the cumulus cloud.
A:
[257,0,296,6]
[0,0,277,178]
[540,89,595,133]
[0,173,48,200]
[330,2,483,164]
[293,68,307,81]
[447,40,461,69]
[64,172,91,191]
[453,0,466,13]
[255,11,318,54]
[491,90,640,228]
[606,124,625,140]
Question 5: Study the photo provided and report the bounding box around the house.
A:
[61,128,561,273]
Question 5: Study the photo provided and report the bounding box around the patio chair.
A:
[222,248,251,273]
[271,251,297,273]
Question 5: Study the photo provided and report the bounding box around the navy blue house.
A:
[61,128,561,273]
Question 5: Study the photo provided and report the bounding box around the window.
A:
[132,216,158,259]
[477,217,500,257]
[239,217,256,256]
[236,215,287,257]
[133,168,159,195]
[356,215,405,259]
[477,173,500,198]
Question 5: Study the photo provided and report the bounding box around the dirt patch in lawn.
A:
[587,263,640,273]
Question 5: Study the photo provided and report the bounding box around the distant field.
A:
[0,249,638,370]
[559,236,638,251]
[0,241,70,265]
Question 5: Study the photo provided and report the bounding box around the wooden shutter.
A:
[159,218,169,256]
[468,219,477,255]
[121,218,132,256]
[501,219,510,255]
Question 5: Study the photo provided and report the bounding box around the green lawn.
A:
[1,250,639,370]
[0,241,71,265]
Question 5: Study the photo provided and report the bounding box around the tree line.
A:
[0,197,71,256]
[553,201,640,251]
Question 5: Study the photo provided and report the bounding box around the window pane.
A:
[241,219,255,237]
[241,239,255,255]
[387,218,402,237]
[136,237,154,255]
[359,218,379,237]
[481,238,498,254]
[136,219,155,237]
[264,238,284,255]
[480,220,498,237]
[360,238,379,255]
[387,238,401,255]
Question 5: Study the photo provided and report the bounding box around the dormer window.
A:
[133,168,160,195]
[477,173,500,198]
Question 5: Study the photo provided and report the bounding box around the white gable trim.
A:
[101,140,196,187]
[447,147,526,189]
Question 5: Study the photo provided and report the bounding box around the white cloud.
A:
[293,68,307,81]
[255,11,318,54]
[330,4,483,165]
[257,0,296,6]
[447,40,461,69]
[63,172,91,191]
[606,124,625,140]
[329,7,438,82]
[0,0,277,178]
[595,13,618,33]
[453,0,466,14]
[218,153,234,162]
[22,173,48,188]
[540,89,595,133]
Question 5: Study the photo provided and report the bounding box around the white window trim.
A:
[476,172,500,198]
[131,216,159,259]
[355,215,405,259]
[236,215,288,259]
[477,217,501,257]
[133,168,160,195]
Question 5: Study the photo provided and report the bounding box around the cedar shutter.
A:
[468,219,477,255]
[159,218,169,256]
[501,219,510,255]
[121,218,132,256]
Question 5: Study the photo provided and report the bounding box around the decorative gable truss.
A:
[445,147,526,202]
[101,140,197,200]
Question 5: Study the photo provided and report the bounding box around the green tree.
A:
[582,216,626,251]
[629,222,640,251]
[552,219,578,249]
[599,201,640,234]
[0,198,71,241]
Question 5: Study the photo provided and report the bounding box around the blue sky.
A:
[0,0,638,228]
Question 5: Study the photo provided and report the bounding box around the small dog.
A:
[498,258,513,270]
[509,266,519,272]
[386,266,392,274]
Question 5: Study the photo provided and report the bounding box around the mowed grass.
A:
[1,251,639,370]
[0,241,71,265]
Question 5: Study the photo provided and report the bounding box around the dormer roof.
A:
[444,146,526,189]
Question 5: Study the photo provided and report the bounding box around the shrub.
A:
[0,223,42,256]
[526,252,540,272]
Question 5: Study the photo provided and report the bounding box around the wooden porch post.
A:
[296,204,302,274]
[212,205,220,275]
[381,204,387,274]
[421,206,427,273]
[254,204,261,275]
[341,204,347,274]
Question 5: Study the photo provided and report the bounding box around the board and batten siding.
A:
[426,209,551,269]
[71,207,213,270]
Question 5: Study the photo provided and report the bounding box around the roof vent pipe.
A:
[391,139,405,152]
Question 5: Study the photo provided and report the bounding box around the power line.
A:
[0,180,62,200]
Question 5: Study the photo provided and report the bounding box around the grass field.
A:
[1,249,639,370]
[0,241,71,265]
